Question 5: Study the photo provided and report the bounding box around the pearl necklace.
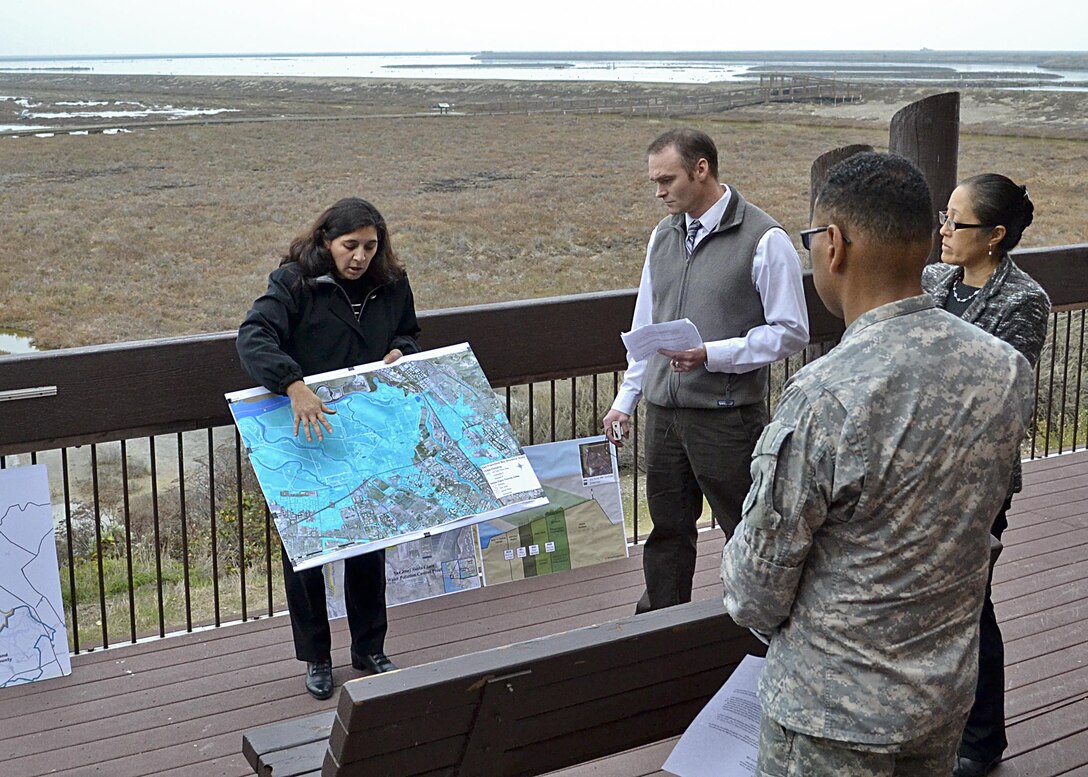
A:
[952,283,982,304]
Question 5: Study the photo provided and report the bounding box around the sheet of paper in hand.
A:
[620,318,703,362]
[226,343,547,571]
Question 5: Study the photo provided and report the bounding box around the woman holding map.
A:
[237,197,420,699]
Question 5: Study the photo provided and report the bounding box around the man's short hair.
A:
[816,152,933,245]
[647,127,719,180]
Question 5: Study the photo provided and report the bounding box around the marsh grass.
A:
[2,77,1086,351]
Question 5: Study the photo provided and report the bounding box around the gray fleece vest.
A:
[643,188,779,409]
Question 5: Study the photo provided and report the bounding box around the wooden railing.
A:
[1,251,1085,654]
[2,249,1085,458]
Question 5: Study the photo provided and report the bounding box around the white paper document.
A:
[621,318,703,363]
[0,464,73,688]
[480,455,543,498]
[663,654,765,777]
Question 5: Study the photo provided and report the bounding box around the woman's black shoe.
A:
[953,755,1000,777]
[352,651,397,673]
[305,660,334,699]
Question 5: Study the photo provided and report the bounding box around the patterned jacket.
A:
[721,295,1034,745]
[922,257,1051,494]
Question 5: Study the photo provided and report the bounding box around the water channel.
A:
[0,329,38,354]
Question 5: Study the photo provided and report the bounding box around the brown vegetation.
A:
[0,74,1086,351]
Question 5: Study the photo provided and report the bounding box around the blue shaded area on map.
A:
[230,393,291,420]
[229,347,543,567]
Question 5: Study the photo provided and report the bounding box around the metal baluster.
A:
[1058,311,1073,453]
[571,377,577,439]
[1072,311,1085,451]
[91,444,108,648]
[121,439,136,643]
[236,429,247,621]
[592,374,599,431]
[550,381,557,443]
[208,429,220,626]
[765,369,772,418]
[1044,314,1059,456]
[150,436,165,638]
[1030,360,1041,460]
[264,503,274,617]
[528,383,535,446]
[178,433,192,631]
[62,448,79,654]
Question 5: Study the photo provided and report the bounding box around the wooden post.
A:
[889,92,960,263]
[808,144,876,221]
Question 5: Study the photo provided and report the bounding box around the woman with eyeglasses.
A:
[922,173,1051,777]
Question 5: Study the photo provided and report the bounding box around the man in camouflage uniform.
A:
[720,153,1035,776]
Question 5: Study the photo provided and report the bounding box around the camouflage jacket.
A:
[721,295,1034,745]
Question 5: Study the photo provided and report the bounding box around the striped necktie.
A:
[686,218,702,258]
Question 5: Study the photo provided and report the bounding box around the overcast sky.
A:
[2,0,1085,57]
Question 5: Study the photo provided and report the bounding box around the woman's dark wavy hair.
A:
[961,173,1035,256]
[280,197,405,285]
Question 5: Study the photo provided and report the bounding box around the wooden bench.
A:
[242,597,763,777]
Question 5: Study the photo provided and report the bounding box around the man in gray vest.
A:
[603,127,808,613]
[721,152,1034,774]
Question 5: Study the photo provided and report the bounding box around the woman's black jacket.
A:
[236,262,421,395]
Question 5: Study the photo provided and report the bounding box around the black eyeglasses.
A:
[938,211,990,231]
[799,226,851,251]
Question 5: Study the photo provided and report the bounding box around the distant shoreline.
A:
[4,51,1086,93]
[3,49,1086,61]
[385,62,575,70]
[474,50,1088,66]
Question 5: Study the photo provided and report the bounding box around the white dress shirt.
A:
[612,187,809,416]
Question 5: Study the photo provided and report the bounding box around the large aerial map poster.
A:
[0,465,72,688]
[226,343,547,571]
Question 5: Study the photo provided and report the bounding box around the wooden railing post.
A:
[889,92,960,263]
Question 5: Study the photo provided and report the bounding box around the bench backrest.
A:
[324,597,764,777]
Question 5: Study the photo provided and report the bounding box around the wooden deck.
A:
[2,450,1087,777]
